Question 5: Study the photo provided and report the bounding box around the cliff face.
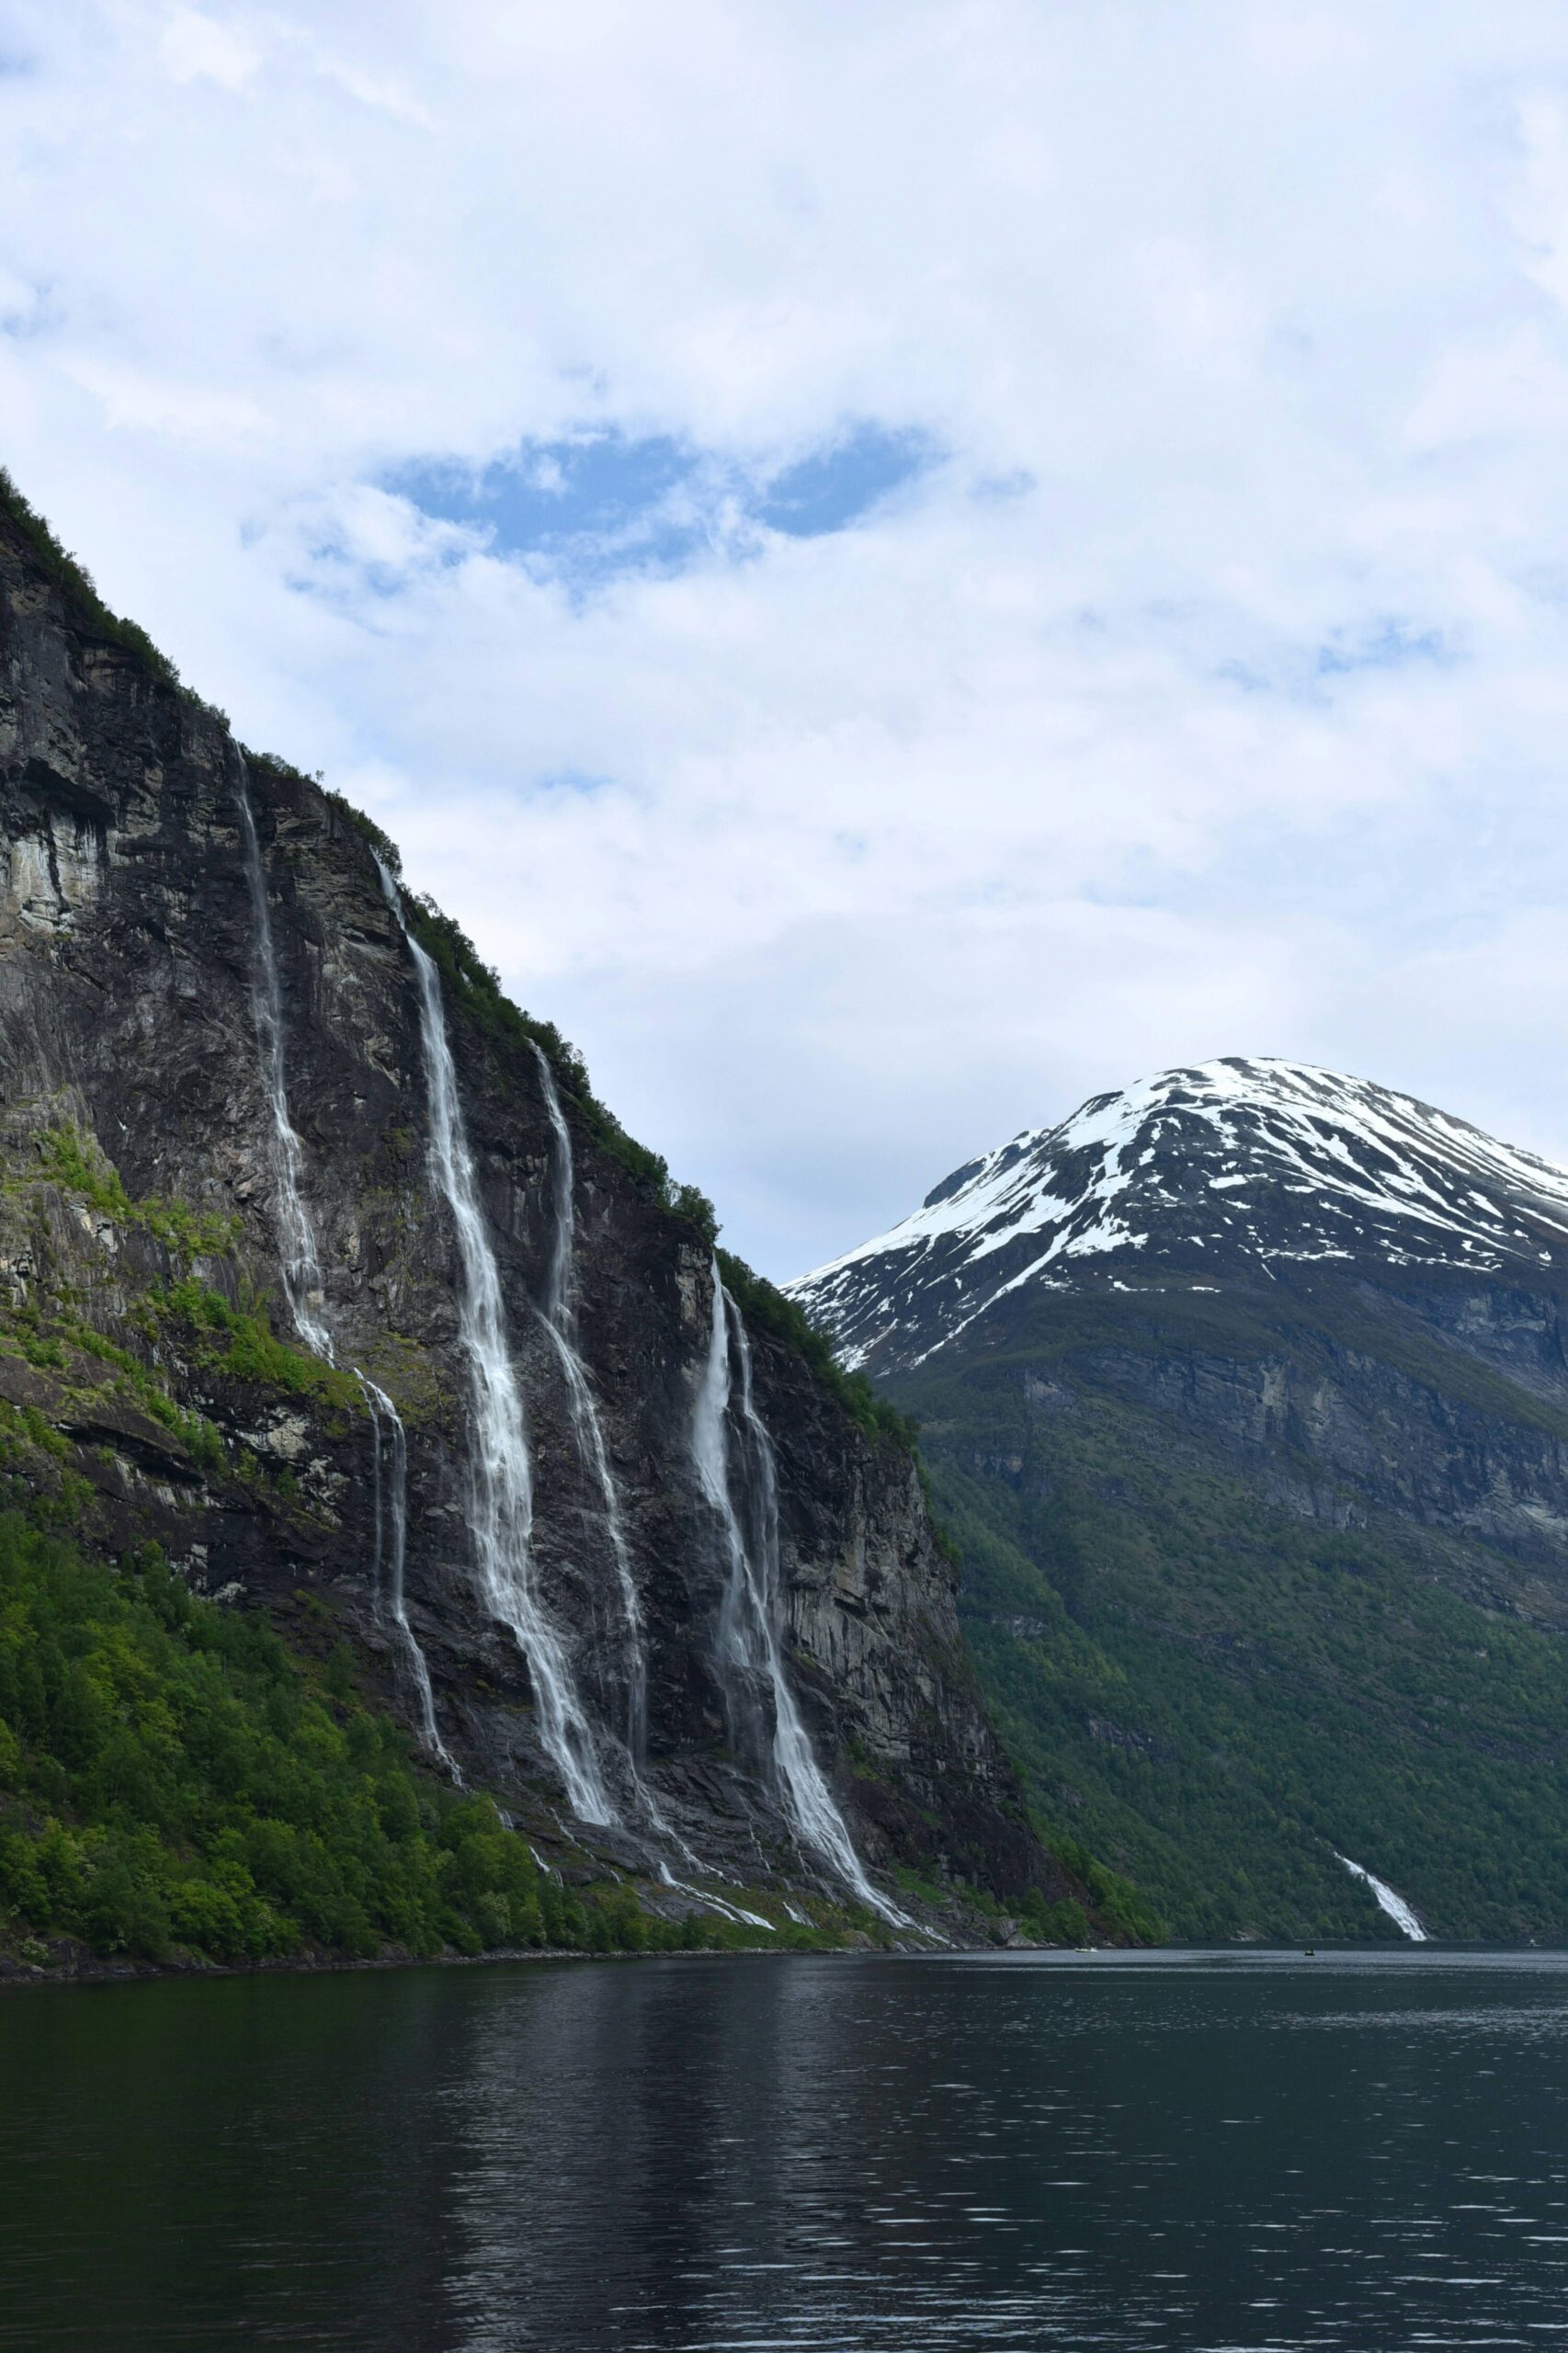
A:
[791,1061,1568,1942]
[0,501,1060,1937]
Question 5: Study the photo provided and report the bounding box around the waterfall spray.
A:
[378,863,614,1825]
[692,1263,904,1924]
[234,762,447,1761]
[529,1042,650,1764]
[528,1045,710,1859]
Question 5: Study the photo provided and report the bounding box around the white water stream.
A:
[233,809,904,1895]
[234,762,331,1358]
[1335,1851,1427,1941]
[235,765,448,1759]
[386,877,613,1824]
[692,1264,903,1923]
[359,1374,456,1773]
[529,1043,650,1768]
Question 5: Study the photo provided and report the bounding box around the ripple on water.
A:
[4,1949,1568,2348]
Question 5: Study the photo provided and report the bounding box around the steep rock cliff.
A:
[0,492,1068,1941]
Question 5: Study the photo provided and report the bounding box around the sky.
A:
[6,3,1568,1278]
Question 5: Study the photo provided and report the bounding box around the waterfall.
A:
[692,1264,903,1924]
[383,869,614,1825]
[359,1373,456,1775]
[1335,1851,1427,1941]
[234,761,448,1765]
[233,757,331,1358]
[529,1042,650,1766]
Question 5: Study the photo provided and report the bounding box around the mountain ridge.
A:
[791,1055,1568,1943]
[791,1055,1568,1374]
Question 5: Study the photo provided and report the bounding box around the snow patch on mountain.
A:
[788,1057,1568,1374]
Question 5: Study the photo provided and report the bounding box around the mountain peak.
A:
[789,1057,1568,1373]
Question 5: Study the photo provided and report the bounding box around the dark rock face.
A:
[1062,1279,1568,1606]
[0,508,1058,1929]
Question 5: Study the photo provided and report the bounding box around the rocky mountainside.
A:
[0,482,1098,1955]
[791,1058,1568,1942]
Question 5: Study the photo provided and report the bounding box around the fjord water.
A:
[6,1951,1568,2350]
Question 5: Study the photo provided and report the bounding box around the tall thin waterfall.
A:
[234,764,447,1763]
[386,871,613,1824]
[360,1374,455,1774]
[233,759,331,1358]
[692,1265,903,1923]
[529,1043,650,1766]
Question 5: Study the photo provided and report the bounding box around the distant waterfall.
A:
[360,1374,456,1774]
[692,1264,903,1923]
[385,871,613,1825]
[529,1042,650,1766]
[234,763,447,1763]
[1335,1852,1427,1941]
[233,758,330,1358]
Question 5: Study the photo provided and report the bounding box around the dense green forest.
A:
[0,1515,827,1972]
[900,1305,1568,1943]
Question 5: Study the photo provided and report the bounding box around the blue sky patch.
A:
[753,422,936,538]
[1220,615,1452,700]
[1315,619,1449,676]
[382,419,938,588]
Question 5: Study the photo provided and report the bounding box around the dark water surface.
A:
[4,1949,1568,2350]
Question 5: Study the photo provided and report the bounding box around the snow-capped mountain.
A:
[789,1057,1568,1375]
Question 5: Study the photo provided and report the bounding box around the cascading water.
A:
[1335,1851,1427,1941]
[233,757,331,1358]
[234,762,448,1763]
[380,863,614,1825]
[692,1264,904,1924]
[529,1042,650,1765]
[359,1373,455,1773]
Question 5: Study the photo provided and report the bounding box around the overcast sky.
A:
[8,4,1568,1277]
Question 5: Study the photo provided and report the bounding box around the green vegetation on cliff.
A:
[0,1121,355,1496]
[36,1124,239,1263]
[0,469,179,688]
[716,1250,916,1450]
[0,1515,547,1962]
[0,1516,824,1970]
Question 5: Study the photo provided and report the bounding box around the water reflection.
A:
[5,1950,1568,2347]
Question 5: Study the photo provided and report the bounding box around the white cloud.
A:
[161,7,261,90]
[6,1,1568,1272]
